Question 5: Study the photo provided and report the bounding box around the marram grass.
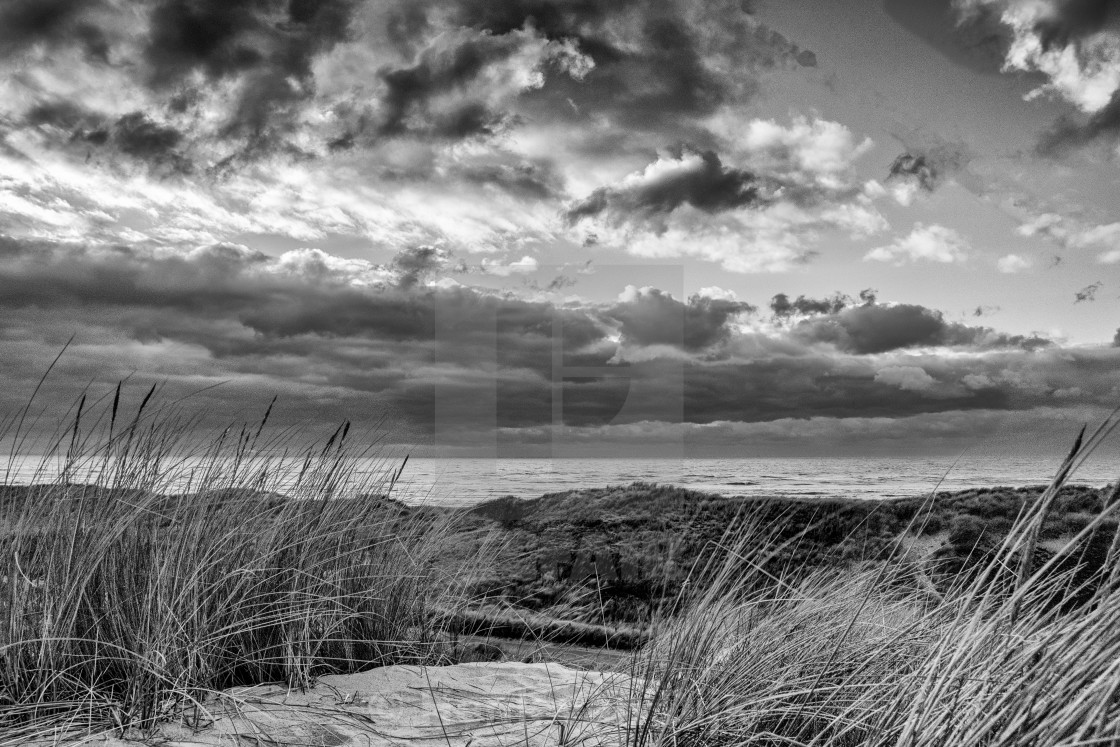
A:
[0,385,490,744]
[619,414,1120,746]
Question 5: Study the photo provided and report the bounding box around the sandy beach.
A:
[51,663,629,747]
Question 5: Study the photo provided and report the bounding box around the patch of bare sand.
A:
[68,662,635,747]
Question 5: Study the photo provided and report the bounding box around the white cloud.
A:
[889,181,920,206]
[1015,213,1120,264]
[864,224,969,265]
[1070,221,1120,249]
[997,253,1033,273]
[608,203,880,273]
[733,115,875,179]
[874,365,936,391]
[481,255,540,276]
[961,0,1120,113]
[696,286,738,301]
[1016,211,1064,239]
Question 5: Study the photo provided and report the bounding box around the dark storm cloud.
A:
[391,245,447,289]
[0,236,601,369]
[144,0,358,139]
[113,112,191,171]
[430,0,817,136]
[24,101,107,135]
[770,292,849,318]
[1028,0,1120,50]
[446,0,718,130]
[679,356,1009,424]
[2,237,1109,450]
[144,0,355,84]
[565,149,764,228]
[0,0,109,60]
[605,288,755,350]
[21,104,190,171]
[788,302,1052,354]
[2,0,820,177]
[374,29,543,139]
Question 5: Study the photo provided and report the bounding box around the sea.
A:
[375,455,1119,506]
[8,454,1117,507]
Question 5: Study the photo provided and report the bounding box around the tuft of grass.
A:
[0,385,489,744]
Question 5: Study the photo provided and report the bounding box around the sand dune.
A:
[78,663,631,747]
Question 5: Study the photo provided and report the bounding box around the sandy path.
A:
[71,662,635,747]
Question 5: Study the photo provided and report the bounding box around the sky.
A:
[0,0,1118,458]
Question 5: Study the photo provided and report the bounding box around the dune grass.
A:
[0,384,488,744]
[619,416,1120,746]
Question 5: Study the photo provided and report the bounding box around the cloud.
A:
[1015,212,1120,263]
[0,236,1115,454]
[564,148,765,230]
[887,153,939,193]
[369,25,593,141]
[956,0,1120,152]
[607,286,755,351]
[481,255,539,276]
[0,0,821,170]
[566,117,886,272]
[112,112,191,172]
[1075,281,1102,302]
[865,224,970,264]
[770,292,850,318]
[0,0,836,270]
[884,145,970,203]
[1017,211,1066,240]
[696,286,738,301]
[875,365,936,392]
[391,245,450,288]
[787,301,1051,354]
[962,373,995,390]
[144,0,362,140]
[0,0,110,59]
[997,253,1033,273]
[732,116,875,183]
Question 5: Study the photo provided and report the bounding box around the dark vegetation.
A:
[449,481,1116,632]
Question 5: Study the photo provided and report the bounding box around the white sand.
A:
[72,662,635,747]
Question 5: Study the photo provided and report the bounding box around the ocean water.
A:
[377,455,1119,506]
[8,454,1117,507]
